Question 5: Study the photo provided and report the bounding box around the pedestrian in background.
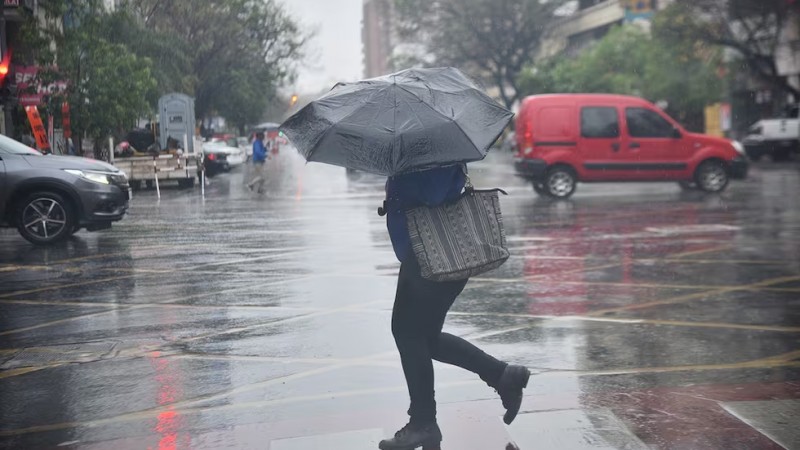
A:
[378,165,530,450]
[247,132,267,193]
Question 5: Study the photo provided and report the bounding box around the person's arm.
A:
[418,166,465,207]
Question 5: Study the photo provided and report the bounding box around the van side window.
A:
[626,107,674,138]
[581,107,619,138]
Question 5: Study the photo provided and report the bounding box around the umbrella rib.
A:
[305,85,392,163]
[395,85,499,159]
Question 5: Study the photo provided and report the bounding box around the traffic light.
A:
[0,49,11,104]
[289,94,298,107]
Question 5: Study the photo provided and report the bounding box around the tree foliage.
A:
[518,23,725,131]
[26,0,158,155]
[124,0,309,131]
[658,0,799,101]
[394,0,565,109]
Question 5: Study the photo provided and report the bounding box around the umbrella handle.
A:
[378,200,387,217]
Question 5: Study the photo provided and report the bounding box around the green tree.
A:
[518,24,724,131]
[394,0,566,109]
[125,0,308,131]
[24,0,158,156]
[659,0,799,102]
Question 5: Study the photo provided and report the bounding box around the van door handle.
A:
[611,142,620,152]
[630,142,641,149]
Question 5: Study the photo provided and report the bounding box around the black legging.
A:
[391,256,507,425]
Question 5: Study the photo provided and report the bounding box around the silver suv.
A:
[0,134,130,245]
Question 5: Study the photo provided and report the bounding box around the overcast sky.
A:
[284,0,364,95]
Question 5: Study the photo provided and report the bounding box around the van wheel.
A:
[695,160,729,192]
[532,183,548,196]
[16,192,76,245]
[544,166,577,199]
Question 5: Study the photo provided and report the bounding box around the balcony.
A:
[551,0,624,39]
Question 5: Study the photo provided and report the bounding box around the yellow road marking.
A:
[0,307,134,337]
[587,274,800,316]
[0,275,139,298]
[512,255,796,266]
[0,277,318,336]
[0,366,52,380]
[2,359,799,437]
[670,245,732,259]
[445,311,800,333]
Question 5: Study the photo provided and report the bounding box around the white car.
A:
[202,141,245,172]
[743,105,799,161]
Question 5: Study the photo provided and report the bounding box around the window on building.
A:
[581,107,619,138]
[626,107,675,138]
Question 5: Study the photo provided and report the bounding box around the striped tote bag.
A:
[406,188,509,281]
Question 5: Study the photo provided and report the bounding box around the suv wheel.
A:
[16,192,76,245]
[544,167,577,199]
[694,161,729,192]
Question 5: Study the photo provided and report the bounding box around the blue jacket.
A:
[385,165,466,262]
[252,139,267,163]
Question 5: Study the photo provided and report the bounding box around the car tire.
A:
[15,191,76,245]
[532,183,548,196]
[678,181,697,191]
[772,147,791,162]
[130,180,142,191]
[544,166,577,199]
[145,180,154,189]
[694,160,729,193]
[178,178,195,189]
[747,152,762,162]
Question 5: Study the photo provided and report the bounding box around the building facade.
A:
[1,0,36,136]
[541,0,670,58]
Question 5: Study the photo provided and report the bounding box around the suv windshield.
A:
[0,134,42,156]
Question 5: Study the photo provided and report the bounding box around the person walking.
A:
[247,132,268,193]
[378,164,531,450]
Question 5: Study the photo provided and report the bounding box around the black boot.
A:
[496,365,530,425]
[378,421,442,450]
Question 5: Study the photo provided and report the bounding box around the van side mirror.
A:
[672,127,682,139]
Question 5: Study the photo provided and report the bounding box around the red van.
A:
[514,94,748,198]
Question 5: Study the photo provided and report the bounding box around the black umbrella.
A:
[279,67,513,176]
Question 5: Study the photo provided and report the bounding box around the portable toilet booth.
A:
[158,93,196,154]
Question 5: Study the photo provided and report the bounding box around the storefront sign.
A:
[13,65,67,106]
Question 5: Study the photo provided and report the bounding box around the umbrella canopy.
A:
[280,67,513,176]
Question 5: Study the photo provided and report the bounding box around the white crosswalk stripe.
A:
[721,399,800,450]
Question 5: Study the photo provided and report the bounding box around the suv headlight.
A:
[64,169,112,185]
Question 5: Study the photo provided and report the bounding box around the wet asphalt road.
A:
[1,150,799,450]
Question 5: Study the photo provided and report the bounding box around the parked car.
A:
[0,133,130,244]
[237,136,251,161]
[742,105,799,161]
[514,94,748,198]
[201,141,245,177]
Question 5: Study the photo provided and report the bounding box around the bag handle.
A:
[462,164,474,192]
[462,164,507,196]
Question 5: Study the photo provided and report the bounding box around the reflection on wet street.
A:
[1,151,799,449]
